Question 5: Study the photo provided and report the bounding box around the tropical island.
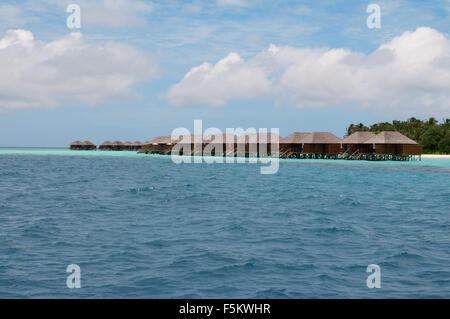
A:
[346,118,450,154]
[69,118,449,160]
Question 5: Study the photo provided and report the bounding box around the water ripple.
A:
[0,152,449,298]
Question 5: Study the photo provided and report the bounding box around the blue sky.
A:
[0,0,449,146]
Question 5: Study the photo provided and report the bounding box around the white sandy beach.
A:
[421,154,450,159]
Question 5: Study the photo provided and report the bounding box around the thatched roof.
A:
[124,141,133,146]
[83,141,96,146]
[300,132,342,144]
[363,131,418,144]
[342,132,375,144]
[132,141,142,146]
[151,136,170,144]
[70,140,84,146]
[100,141,112,146]
[145,135,179,145]
[112,141,124,146]
[176,134,204,144]
[281,132,310,144]
[204,133,237,144]
[240,132,281,143]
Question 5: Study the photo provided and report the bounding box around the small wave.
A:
[217,223,249,233]
[336,197,363,207]
[312,226,356,234]
[254,288,290,298]
[390,251,424,260]
[128,186,155,194]
[143,239,171,248]
[22,225,57,239]
[202,258,260,275]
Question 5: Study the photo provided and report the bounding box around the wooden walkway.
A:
[140,150,421,161]
[278,152,421,161]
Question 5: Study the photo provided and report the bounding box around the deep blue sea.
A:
[0,148,449,298]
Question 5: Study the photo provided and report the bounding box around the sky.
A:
[0,0,449,147]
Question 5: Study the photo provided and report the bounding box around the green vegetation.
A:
[346,118,450,154]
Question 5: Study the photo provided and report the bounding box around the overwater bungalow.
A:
[134,129,422,161]
[141,139,153,146]
[176,134,204,156]
[300,132,342,158]
[140,138,156,153]
[70,140,96,150]
[362,131,422,160]
[140,136,179,154]
[279,132,311,157]
[239,132,281,157]
[203,134,237,157]
[123,141,133,151]
[111,141,125,151]
[83,141,97,150]
[341,131,376,158]
[99,141,113,151]
[70,141,84,150]
[132,141,142,151]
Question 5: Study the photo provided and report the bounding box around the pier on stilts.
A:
[135,131,423,162]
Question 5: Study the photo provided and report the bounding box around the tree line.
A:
[346,118,450,154]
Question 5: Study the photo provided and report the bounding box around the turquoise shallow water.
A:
[0,148,449,298]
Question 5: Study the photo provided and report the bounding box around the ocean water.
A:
[0,148,449,298]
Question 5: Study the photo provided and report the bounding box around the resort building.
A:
[99,141,113,151]
[70,141,84,150]
[239,132,281,157]
[70,140,96,150]
[123,141,133,151]
[203,134,238,157]
[77,130,422,161]
[131,141,142,151]
[177,134,205,156]
[279,132,311,156]
[111,141,125,151]
[140,136,178,154]
[83,141,97,150]
[341,131,376,157]
[299,132,342,158]
[362,131,422,159]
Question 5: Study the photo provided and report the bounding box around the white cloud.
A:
[164,52,271,106]
[165,27,450,116]
[0,29,159,110]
